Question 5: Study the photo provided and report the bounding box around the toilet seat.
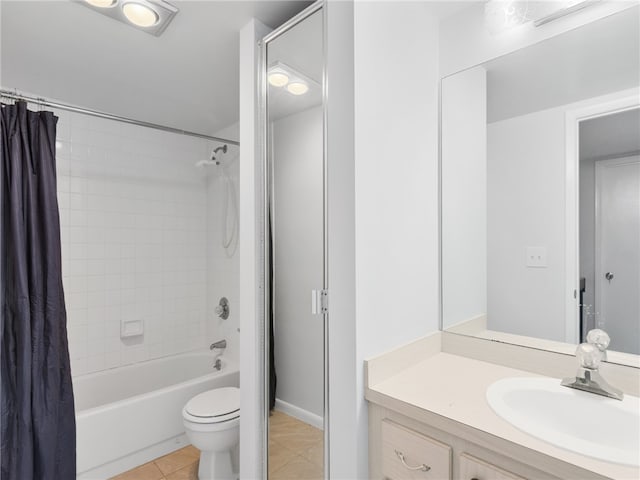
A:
[183,387,240,425]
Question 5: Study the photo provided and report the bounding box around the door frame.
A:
[565,89,639,344]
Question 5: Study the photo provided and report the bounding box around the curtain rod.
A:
[0,89,240,146]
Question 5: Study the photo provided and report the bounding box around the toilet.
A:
[182,387,240,480]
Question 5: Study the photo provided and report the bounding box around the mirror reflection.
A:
[265,8,325,479]
[441,7,640,358]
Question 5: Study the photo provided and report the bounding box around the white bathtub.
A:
[74,351,239,479]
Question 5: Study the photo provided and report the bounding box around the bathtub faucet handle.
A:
[210,340,226,371]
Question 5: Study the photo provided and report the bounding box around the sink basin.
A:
[486,377,640,466]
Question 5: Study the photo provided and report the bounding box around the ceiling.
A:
[486,6,639,123]
[0,0,312,138]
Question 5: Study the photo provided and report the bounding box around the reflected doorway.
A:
[579,107,640,353]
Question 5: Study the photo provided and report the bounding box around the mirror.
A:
[441,7,640,363]
[263,6,326,479]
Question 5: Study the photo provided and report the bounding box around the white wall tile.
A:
[58,111,231,377]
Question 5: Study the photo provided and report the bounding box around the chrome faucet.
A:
[561,329,623,400]
[210,339,227,371]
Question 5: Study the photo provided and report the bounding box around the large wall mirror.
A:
[441,6,639,365]
[262,3,327,479]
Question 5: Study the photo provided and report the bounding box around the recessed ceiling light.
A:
[287,82,309,96]
[80,0,178,36]
[268,72,290,87]
[122,2,159,27]
[85,0,117,7]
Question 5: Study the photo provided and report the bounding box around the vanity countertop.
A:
[365,351,640,480]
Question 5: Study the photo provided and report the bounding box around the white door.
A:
[595,156,640,354]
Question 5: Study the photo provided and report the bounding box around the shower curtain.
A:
[0,101,76,479]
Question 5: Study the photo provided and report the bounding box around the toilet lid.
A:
[185,387,240,419]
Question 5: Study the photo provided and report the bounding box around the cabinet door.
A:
[382,419,452,479]
[459,453,526,480]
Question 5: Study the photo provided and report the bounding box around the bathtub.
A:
[74,351,239,479]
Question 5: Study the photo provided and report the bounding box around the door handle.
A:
[605,272,614,282]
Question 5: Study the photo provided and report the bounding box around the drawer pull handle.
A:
[394,449,431,472]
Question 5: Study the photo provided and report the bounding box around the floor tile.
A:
[269,438,298,474]
[270,455,323,480]
[300,441,324,467]
[269,410,300,429]
[154,448,199,475]
[182,445,200,459]
[110,462,164,480]
[269,411,323,479]
[165,461,199,480]
[270,426,323,455]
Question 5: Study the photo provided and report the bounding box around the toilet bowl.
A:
[183,387,240,480]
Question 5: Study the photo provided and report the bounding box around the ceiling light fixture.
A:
[267,62,318,97]
[85,0,117,7]
[268,72,290,88]
[287,82,309,96]
[122,2,159,27]
[484,1,531,35]
[534,1,600,27]
[79,0,178,36]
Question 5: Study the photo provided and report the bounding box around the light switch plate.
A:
[526,246,547,268]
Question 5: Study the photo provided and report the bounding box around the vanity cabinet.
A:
[459,453,526,480]
[370,404,570,480]
[382,420,451,479]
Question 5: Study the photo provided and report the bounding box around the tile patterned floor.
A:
[269,411,323,480]
[110,411,322,480]
[110,445,199,480]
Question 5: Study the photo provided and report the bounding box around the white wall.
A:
[486,91,635,341]
[441,66,487,328]
[272,106,324,420]
[353,2,441,478]
[55,109,227,376]
[486,106,566,341]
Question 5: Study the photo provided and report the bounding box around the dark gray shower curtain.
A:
[0,101,76,479]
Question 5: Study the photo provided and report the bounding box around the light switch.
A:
[526,247,547,268]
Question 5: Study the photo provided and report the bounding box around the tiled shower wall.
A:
[53,109,236,376]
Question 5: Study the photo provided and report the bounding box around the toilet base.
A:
[198,450,237,480]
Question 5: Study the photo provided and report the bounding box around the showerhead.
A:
[212,145,228,159]
[195,144,228,168]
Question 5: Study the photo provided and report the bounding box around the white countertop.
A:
[367,351,640,480]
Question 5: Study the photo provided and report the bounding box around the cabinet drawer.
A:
[382,419,452,480]
[459,453,526,480]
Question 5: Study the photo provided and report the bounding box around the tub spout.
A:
[210,339,227,351]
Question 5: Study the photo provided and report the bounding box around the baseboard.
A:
[274,398,324,430]
[77,434,190,480]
